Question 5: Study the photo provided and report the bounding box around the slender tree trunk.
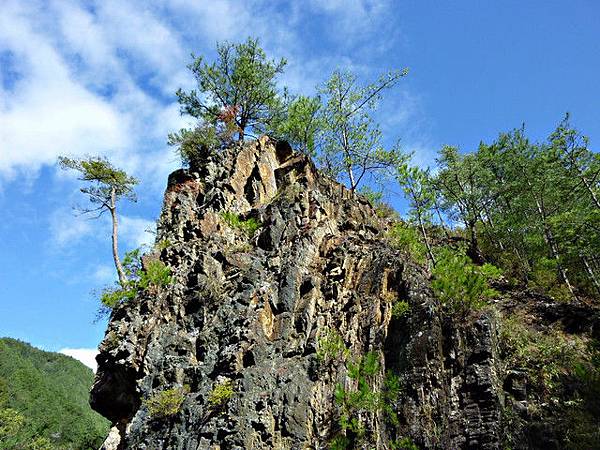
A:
[482,203,505,251]
[532,193,577,299]
[407,184,436,267]
[110,188,126,287]
[342,126,356,191]
[417,213,436,267]
[433,199,451,239]
[581,176,600,209]
[466,218,484,264]
[581,254,600,296]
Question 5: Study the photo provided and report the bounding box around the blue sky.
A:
[1,0,598,369]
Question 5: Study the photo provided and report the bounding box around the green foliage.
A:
[316,329,349,362]
[388,223,427,263]
[360,186,398,219]
[167,124,220,168]
[271,95,322,156]
[391,437,420,450]
[207,380,234,409]
[99,283,137,309]
[431,249,501,317]
[156,239,172,251]
[58,156,138,203]
[145,387,186,419]
[0,338,110,449]
[0,408,25,444]
[429,117,600,299]
[332,352,402,448]
[318,69,409,191]
[58,155,139,288]
[500,316,585,393]
[220,211,262,237]
[140,259,172,290]
[176,37,287,142]
[29,436,53,450]
[329,434,351,450]
[391,300,410,318]
[100,248,171,311]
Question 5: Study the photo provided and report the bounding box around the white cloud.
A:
[120,215,156,248]
[0,0,424,186]
[91,264,116,284]
[49,208,98,247]
[0,1,128,180]
[60,347,98,372]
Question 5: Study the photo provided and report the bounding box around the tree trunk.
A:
[581,254,600,296]
[110,188,127,287]
[433,199,451,239]
[418,214,436,267]
[581,176,600,209]
[466,218,484,264]
[342,126,356,191]
[532,193,578,300]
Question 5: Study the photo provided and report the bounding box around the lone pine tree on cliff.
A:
[58,156,138,287]
[175,37,287,143]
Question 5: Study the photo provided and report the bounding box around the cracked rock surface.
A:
[91,138,596,449]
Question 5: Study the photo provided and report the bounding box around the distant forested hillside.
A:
[0,338,110,449]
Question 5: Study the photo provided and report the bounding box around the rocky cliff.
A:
[91,138,600,449]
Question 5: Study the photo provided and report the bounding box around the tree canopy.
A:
[395,116,600,301]
[317,69,408,191]
[176,37,287,142]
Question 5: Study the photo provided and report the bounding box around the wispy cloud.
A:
[0,0,426,184]
[91,264,115,285]
[60,347,98,371]
[120,215,156,249]
[49,208,98,247]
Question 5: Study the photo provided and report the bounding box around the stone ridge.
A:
[91,137,505,449]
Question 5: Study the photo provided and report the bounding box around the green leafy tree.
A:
[432,249,501,317]
[58,156,138,287]
[271,95,322,156]
[0,338,110,448]
[176,37,287,143]
[318,69,409,191]
[433,146,490,263]
[396,163,437,266]
[167,124,220,169]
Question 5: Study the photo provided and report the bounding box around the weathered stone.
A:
[90,138,595,449]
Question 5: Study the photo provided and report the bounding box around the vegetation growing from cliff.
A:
[431,248,502,317]
[390,115,600,303]
[145,387,186,419]
[317,332,411,448]
[220,211,262,237]
[207,379,234,409]
[172,39,410,192]
[99,248,171,312]
[315,69,409,191]
[499,316,600,449]
[0,338,110,449]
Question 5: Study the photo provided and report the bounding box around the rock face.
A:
[90,138,597,449]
